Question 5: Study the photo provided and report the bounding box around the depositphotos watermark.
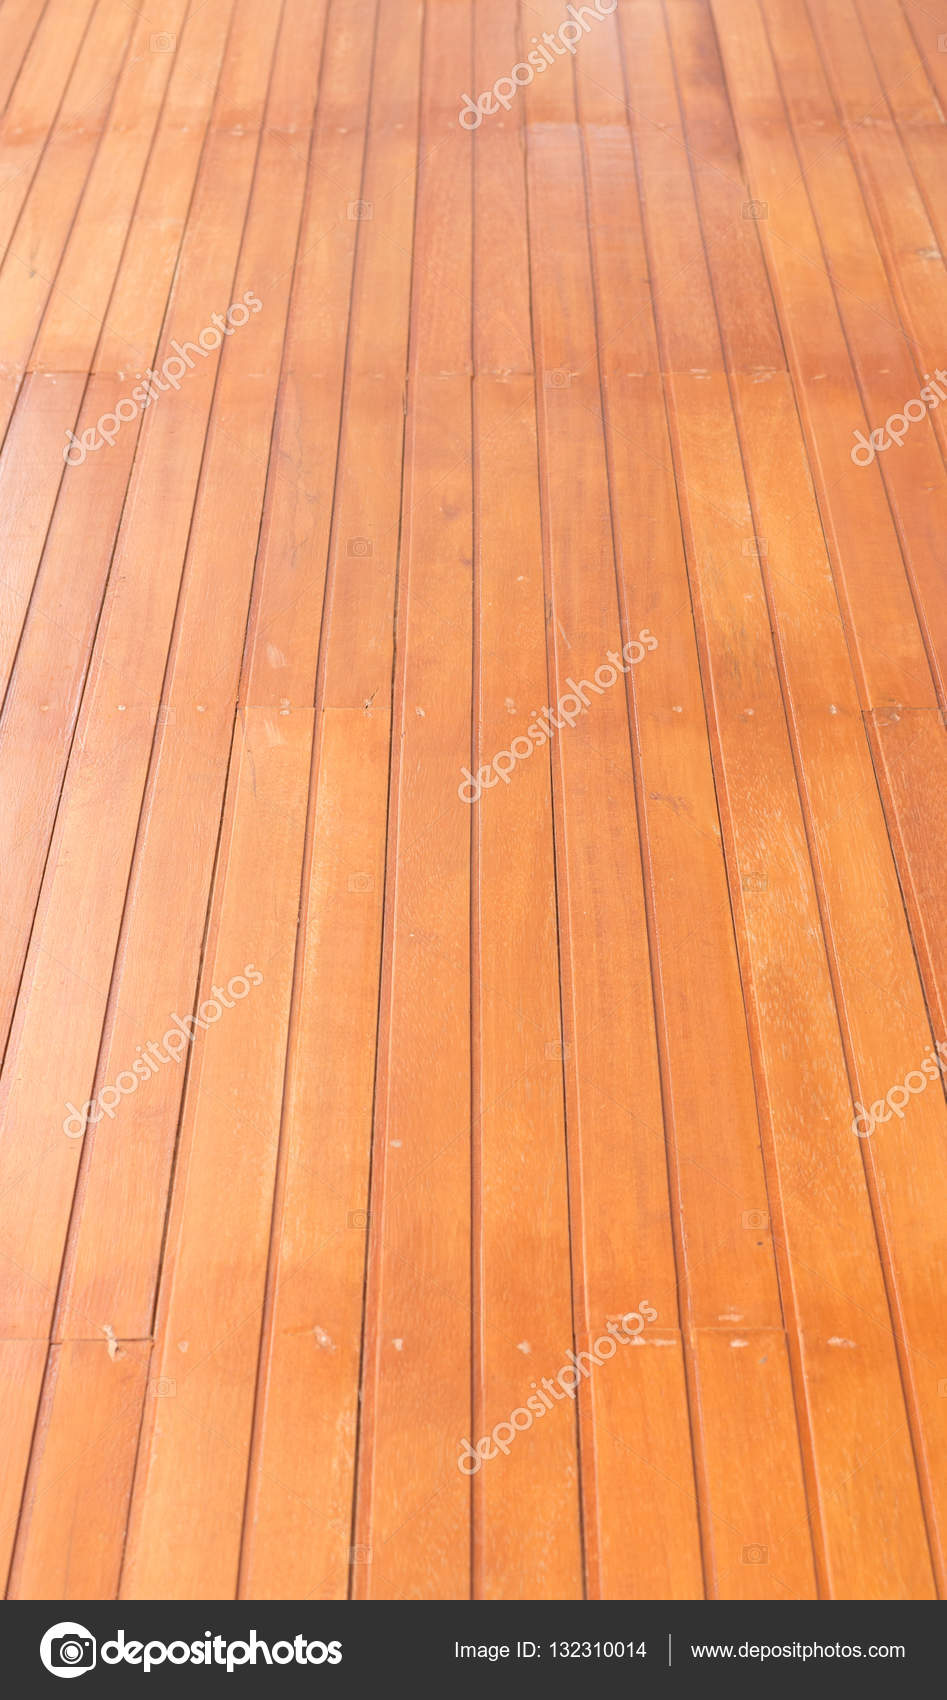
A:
[39,1621,341,1676]
[459,0,617,128]
[63,291,263,464]
[458,1303,658,1473]
[63,965,263,1138]
[850,369,947,464]
[851,1039,947,1136]
[459,629,658,803]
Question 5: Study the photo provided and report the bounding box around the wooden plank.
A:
[471,376,582,1600]
[0,0,135,441]
[623,0,932,1599]
[708,0,942,715]
[240,0,418,1600]
[0,0,286,1342]
[58,0,322,1344]
[896,0,947,114]
[616,0,817,1602]
[120,707,312,1599]
[805,0,947,413]
[350,0,474,1603]
[647,0,785,376]
[522,0,697,1599]
[0,371,75,701]
[238,0,378,710]
[471,0,532,375]
[868,708,947,1063]
[853,0,942,128]
[759,0,947,492]
[702,0,947,1591]
[573,0,785,1602]
[0,0,221,717]
[594,1333,703,1599]
[0,0,945,1605]
[318,0,420,715]
[0,0,236,1060]
[91,0,238,376]
[7,1339,150,1600]
[351,371,473,1601]
[581,6,784,1334]
[238,709,389,1600]
[0,1340,46,1589]
[0,371,157,1074]
[852,0,947,266]
[0,0,47,122]
[733,374,943,1595]
[0,0,98,268]
[27,0,191,377]
[4,19,317,1604]
[695,1330,818,1599]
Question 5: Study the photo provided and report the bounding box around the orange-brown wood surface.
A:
[1,0,945,1600]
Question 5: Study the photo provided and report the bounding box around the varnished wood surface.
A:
[0,0,945,1599]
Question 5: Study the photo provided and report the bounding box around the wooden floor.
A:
[0,0,946,1602]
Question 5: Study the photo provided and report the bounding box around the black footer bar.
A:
[10,1599,940,1693]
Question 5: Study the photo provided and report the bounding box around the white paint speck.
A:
[101,1323,124,1361]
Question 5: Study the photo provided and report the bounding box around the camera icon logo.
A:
[40,1623,97,1678]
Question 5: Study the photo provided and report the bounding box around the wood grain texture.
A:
[8,1339,151,1600]
[121,706,313,1599]
[0,0,945,1601]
